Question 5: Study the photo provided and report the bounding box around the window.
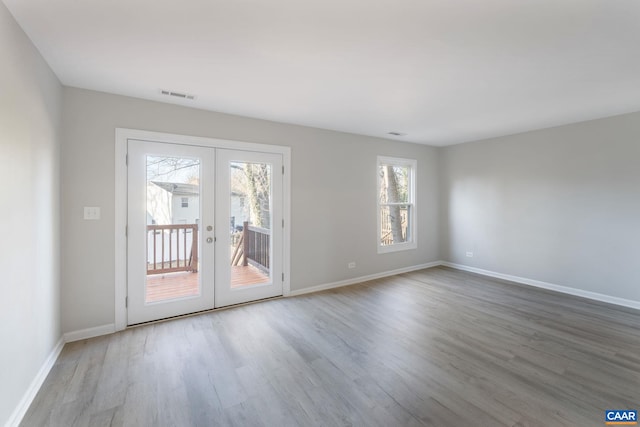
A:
[377,156,416,253]
[181,197,189,208]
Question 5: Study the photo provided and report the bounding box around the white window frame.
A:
[377,156,417,254]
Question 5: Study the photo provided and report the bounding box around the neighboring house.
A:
[147,181,248,230]
[146,181,200,267]
[147,181,200,225]
[230,191,248,230]
[145,181,249,265]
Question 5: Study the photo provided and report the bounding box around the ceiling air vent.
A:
[387,131,407,137]
[160,90,196,100]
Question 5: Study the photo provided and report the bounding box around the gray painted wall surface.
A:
[0,2,62,425]
[60,88,441,333]
[4,6,640,421]
[440,112,640,302]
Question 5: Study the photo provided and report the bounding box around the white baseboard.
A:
[6,324,117,426]
[289,261,442,297]
[5,337,64,427]
[63,323,116,343]
[442,261,640,311]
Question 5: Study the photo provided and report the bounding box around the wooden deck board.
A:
[146,265,269,303]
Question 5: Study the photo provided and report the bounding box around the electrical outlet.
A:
[466,251,474,258]
[348,262,356,269]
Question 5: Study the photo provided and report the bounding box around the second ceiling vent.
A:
[160,89,196,100]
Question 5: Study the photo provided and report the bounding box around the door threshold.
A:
[126,295,284,328]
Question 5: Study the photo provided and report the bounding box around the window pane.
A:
[229,161,271,288]
[379,164,409,204]
[145,155,201,303]
[380,205,411,246]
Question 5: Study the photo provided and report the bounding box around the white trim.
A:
[63,324,116,343]
[442,262,640,311]
[117,128,289,154]
[289,258,640,311]
[115,128,291,328]
[376,156,417,254]
[115,129,127,331]
[5,338,64,427]
[289,262,442,297]
[282,148,291,297]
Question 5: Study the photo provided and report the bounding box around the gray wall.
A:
[440,112,640,303]
[0,2,62,425]
[4,6,639,419]
[61,88,441,333]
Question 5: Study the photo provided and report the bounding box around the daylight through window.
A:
[377,156,416,253]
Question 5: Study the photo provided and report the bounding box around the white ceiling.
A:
[4,0,640,146]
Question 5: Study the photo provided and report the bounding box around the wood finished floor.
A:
[22,267,640,426]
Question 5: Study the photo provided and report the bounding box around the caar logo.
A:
[605,410,637,425]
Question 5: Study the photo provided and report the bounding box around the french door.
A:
[215,149,283,307]
[127,140,283,325]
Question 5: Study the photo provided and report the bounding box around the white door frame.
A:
[115,128,291,331]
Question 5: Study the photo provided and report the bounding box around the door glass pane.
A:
[145,155,201,303]
[229,161,271,288]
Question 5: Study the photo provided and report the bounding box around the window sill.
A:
[377,241,417,254]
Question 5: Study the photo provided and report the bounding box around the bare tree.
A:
[147,157,200,181]
[244,163,271,228]
[382,165,404,243]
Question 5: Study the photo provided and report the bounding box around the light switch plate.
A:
[84,207,101,220]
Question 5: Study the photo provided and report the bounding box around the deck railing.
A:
[147,224,198,274]
[231,221,270,273]
[381,207,408,245]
